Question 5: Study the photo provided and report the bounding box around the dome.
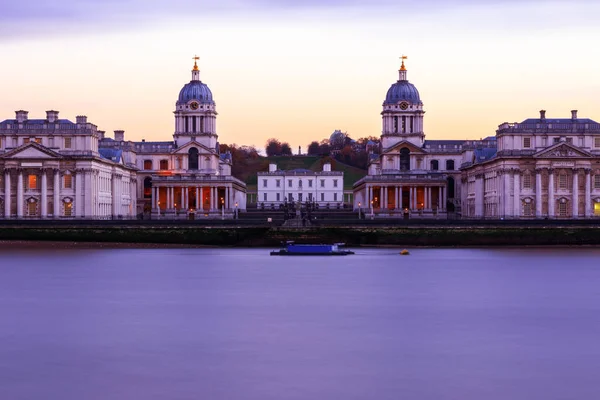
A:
[384,80,421,106]
[177,81,214,105]
[329,129,346,145]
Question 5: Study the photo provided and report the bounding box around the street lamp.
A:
[235,201,238,219]
[221,197,224,219]
[358,201,362,219]
[370,200,374,218]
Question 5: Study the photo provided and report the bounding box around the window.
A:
[558,201,568,217]
[430,160,439,171]
[263,179,268,188]
[523,201,532,217]
[288,179,292,187]
[595,138,600,148]
[160,160,169,170]
[308,180,313,188]
[400,148,410,171]
[276,193,280,201]
[320,179,325,188]
[334,193,338,201]
[298,180,302,188]
[64,137,72,148]
[308,193,313,201]
[288,193,293,202]
[320,193,325,201]
[188,148,198,169]
[276,179,281,188]
[446,160,455,171]
[333,179,338,188]
[263,193,267,201]
[553,138,560,144]
[523,137,531,148]
[35,138,42,144]
[566,138,573,144]
[559,173,568,190]
[299,193,303,202]
[594,174,600,189]
[143,160,153,170]
[523,173,532,189]
[64,174,72,189]
[24,138,30,144]
[28,175,37,189]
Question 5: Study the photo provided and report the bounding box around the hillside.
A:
[236,156,367,191]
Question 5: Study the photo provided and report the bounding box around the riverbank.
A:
[1,225,600,246]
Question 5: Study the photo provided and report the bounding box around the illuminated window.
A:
[35,138,42,144]
[64,174,72,189]
[28,175,37,189]
[64,202,72,217]
[24,138,30,144]
[64,137,72,148]
[159,160,169,170]
[143,160,153,170]
[595,202,600,216]
[523,137,531,148]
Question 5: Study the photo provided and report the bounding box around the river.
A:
[1,247,599,399]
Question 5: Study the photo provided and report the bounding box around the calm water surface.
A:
[1,247,599,400]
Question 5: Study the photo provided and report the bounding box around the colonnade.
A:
[363,184,446,211]
[151,185,235,212]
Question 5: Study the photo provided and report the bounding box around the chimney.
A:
[97,130,105,140]
[15,110,28,123]
[323,162,332,172]
[46,110,59,123]
[298,145,301,155]
[114,130,124,141]
[269,163,277,173]
[539,109,546,122]
[571,110,578,120]
[76,115,87,124]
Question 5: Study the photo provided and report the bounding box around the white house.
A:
[257,162,344,208]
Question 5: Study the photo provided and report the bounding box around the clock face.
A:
[190,102,199,110]
[399,102,409,110]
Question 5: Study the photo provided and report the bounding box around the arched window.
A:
[143,160,152,170]
[159,160,169,170]
[188,147,199,170]
[400,148,410,171]
[446,160,455,170]
[143,177,152,199]
[430,160,439,171]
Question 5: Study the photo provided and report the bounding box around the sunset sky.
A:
[1,0,598,151]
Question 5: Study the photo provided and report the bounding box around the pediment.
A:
[534,143,592,159]
[383,140,427,155]
[173,140,214,155]
[1,143,62,159]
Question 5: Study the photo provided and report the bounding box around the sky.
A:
[1,0,599,151]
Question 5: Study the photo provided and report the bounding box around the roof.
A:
[98,148,122,163]
[384,80,422,106]
[473,147,497,164]
[0,119,75,126]
[521,118,598,124]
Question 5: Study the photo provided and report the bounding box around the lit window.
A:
[64,202,72,216]
[23,138,30,144]
[523,137,531,148]
[27,175,37,189]
[64,137,72,148]
[143,160,153,170]
[64,174,72,189]
[159,160,169,170]
[35,138,42,144]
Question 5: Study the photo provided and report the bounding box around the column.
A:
[379,186,384,209]
[16,170,24,218]
[503,170,511,217]
[535,169,542,217]
[474,174,483,217]
[442,186,447,211]
[180,187,184,210]
[438,186,442,210]
[151,185,156,209]
[398,186,403,209]
[211,187,215,211]
[585,169,591,217]
[4,170,11,218]
[548,169,555,217]
[394,187,399,210]
[572,169,579,218]
[166,186,171,209]
[427,187,432,210]
[84,170,92,217]
[41,170,48,218]
[513,170,520,217]
[53,170,60,217]
[195,187,200,209]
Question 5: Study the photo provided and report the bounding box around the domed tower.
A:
[381,56,425,149]
[173,56,218,149]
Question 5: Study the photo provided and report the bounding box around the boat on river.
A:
[270,241,354,256]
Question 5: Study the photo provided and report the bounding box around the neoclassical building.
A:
[0,111,137,219]
[100,58,247,219]
[353,58,474,218]
[462,110,600,218]
[257,162,343,207]
[353,57,600,219]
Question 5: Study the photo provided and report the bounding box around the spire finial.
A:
[400,55,407,71]
[193,55,200,71]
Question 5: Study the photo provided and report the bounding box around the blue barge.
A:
[270,242,354,256]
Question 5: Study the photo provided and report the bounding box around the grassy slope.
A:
[238,156,366,191]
